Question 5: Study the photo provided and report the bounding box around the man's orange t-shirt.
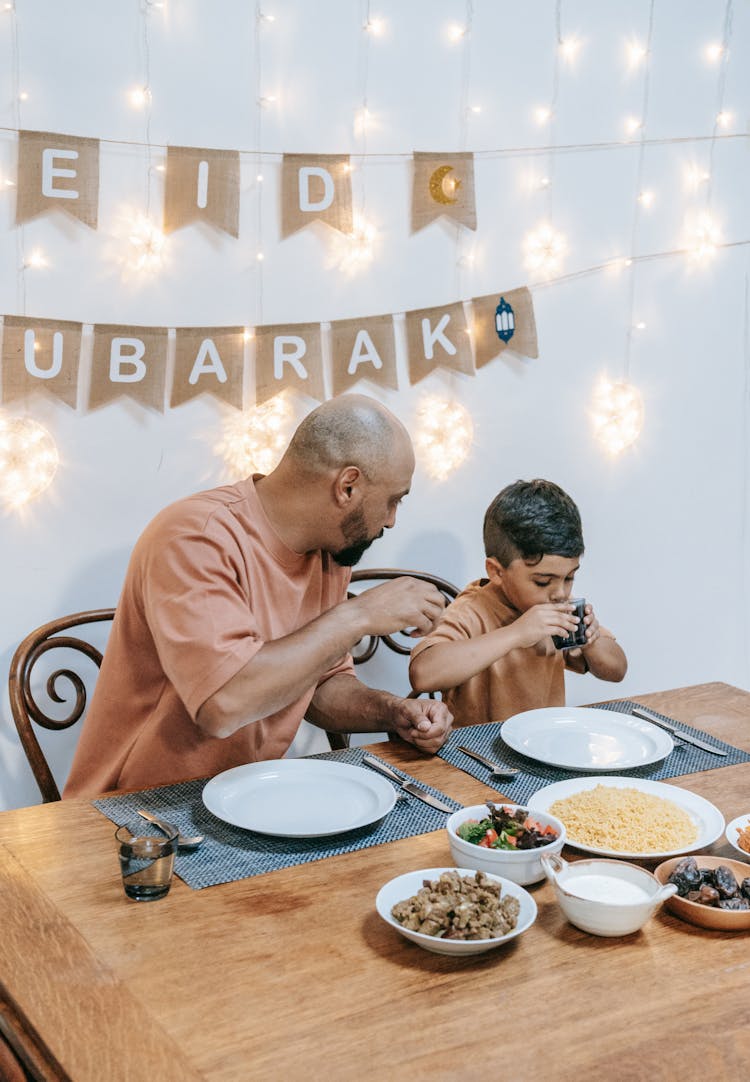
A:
[63,478,353,798]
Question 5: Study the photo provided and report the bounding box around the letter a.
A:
[347,330,383,375]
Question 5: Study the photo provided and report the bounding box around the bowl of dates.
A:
[654,855,750,931]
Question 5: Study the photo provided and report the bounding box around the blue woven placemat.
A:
[93,748,462,890]
[437,700,750,804]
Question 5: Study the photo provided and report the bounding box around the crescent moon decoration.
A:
[428,165,460,205]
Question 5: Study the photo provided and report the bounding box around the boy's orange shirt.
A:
[410,578,583,726]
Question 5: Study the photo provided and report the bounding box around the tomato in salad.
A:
[456,803,558,850]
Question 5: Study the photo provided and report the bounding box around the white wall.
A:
[1,0,748,810]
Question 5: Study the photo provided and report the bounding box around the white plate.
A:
[529,776,725,860]
[375,867,537,956]
[500,706,674,771]
[202,759,397,837]
[725,814,750,862]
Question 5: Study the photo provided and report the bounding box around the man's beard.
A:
[332,506,383,567]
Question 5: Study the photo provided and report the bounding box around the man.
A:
[63,394,453,797]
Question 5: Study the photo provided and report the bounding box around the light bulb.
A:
[624,116,642,135]
[627,41,647,67]
[685,211,722,263]
[365,17,384,35]
[523,222,566,278]
[447,23,466,42]
[638,190,655,208]
[559,37,582,62]
[716,110,732,128]
[0,416,59,508]
[414,397,474,481]
[705,43,723,63]
[591,379,644,455]
[127,214,166,272]
[128,86,151,109]
[534,106,553,125]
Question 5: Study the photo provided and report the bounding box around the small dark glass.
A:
[552,597,587,650]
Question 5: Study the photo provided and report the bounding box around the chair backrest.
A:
[8,609,115,802]
[325,567,460,750]
[9,569,460,799]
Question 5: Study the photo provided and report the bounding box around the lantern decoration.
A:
[217,394,294,477]
[126,212,167,273]
[0,415,59,509]
[590,378,644,455]
[414,396,474,481]
[494,296,515,343]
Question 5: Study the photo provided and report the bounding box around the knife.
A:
[362,754,455,813]
[630,706,728,757]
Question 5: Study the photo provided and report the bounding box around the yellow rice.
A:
[549,784,698,852]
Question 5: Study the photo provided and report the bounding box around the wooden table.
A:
[1,682,749,1082]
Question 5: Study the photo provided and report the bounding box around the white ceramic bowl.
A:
[446,803,566,885]
[375,867,537,956]
[725,814,750,862]
[541,853,677,937]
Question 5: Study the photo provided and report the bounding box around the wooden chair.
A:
[8,568,459,800]
[326,567,460,749]
[8,609,115,802]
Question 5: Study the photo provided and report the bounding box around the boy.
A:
[409,479,627,726]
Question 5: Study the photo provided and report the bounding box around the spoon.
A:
[456,745,519,780]
[137,809,205,850]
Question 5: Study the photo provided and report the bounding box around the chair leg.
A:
[326,731,351,751]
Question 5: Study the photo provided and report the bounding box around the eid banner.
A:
[1,316,82,409]
[411,151,476,233]
[280,154,353,238]
[89,324,169,412]
[254,322,325,405]
[163,146,241,238]
[404,302,475,385]
[16,130,100,228]
[171,327,245,408]
[329,314,398,396]
[0,283,536,411]
[471,287,538,368]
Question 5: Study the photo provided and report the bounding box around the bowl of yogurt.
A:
[541,853,678,936]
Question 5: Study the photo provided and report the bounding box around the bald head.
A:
[284,394,413,481]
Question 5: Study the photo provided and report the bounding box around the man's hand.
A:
[390,696,453,753]
[349,577,446,639]
[511,602,579,649]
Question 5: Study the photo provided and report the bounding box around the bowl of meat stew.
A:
[375,867,537,955]
[654,855,750,931]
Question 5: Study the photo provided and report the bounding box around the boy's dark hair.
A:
[483,479,584,567]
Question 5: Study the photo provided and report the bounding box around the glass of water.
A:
[115,824,178,901]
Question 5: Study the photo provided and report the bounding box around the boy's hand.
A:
[581,603,601,648]
[512,602,580,649]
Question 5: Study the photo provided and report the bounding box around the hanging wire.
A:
[138,0,155,218]
[622,0,655,381]
[706,0,734,207]
[253,1,265,325]
[454,0,474,300]
[9,2,25,314]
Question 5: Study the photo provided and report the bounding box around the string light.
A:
[0,415,59,509]
[25,249,48,269]
[365,17,384,35]
[684,211,722,264]
[637,189,655,208]
[218,395,293,477]
[534,106,553,125]
[716,110,732,128]
[705,42,724,63]
[259,94,277,106]
[591,378,644,456]
[624,115,642,136]
[684,163,711,190]
[627,40,647,68]
[353,107,372,137]
[414,397,474,481]
[523,222,566,278]
[127,213,166,272]
[447,23,466,42]
[559,37,582,63]
[128,86,151,109]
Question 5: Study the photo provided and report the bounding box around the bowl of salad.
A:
[446,802,566,885]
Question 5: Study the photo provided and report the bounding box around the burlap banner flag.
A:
[411,152,476,233]
[404,302,474,385]
[280,154,353,238]
[89,325,168,412]
[329,315,398,397]
[254,323,324,405]
[471,287,538,368]
[1,316,82,409]
[163,146,240,238]
[16,130,100,228]
[171,327,245,409]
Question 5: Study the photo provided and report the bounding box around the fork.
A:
[456,745,519,780]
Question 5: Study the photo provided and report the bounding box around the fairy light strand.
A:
[707,0,734,206]
[8,2,26,313]
[254,2,266,321]
[454,0,474,297]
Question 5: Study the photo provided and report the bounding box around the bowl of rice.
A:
[528,777,725,860]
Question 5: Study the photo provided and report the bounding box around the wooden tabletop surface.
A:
[1,681,749,1082]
